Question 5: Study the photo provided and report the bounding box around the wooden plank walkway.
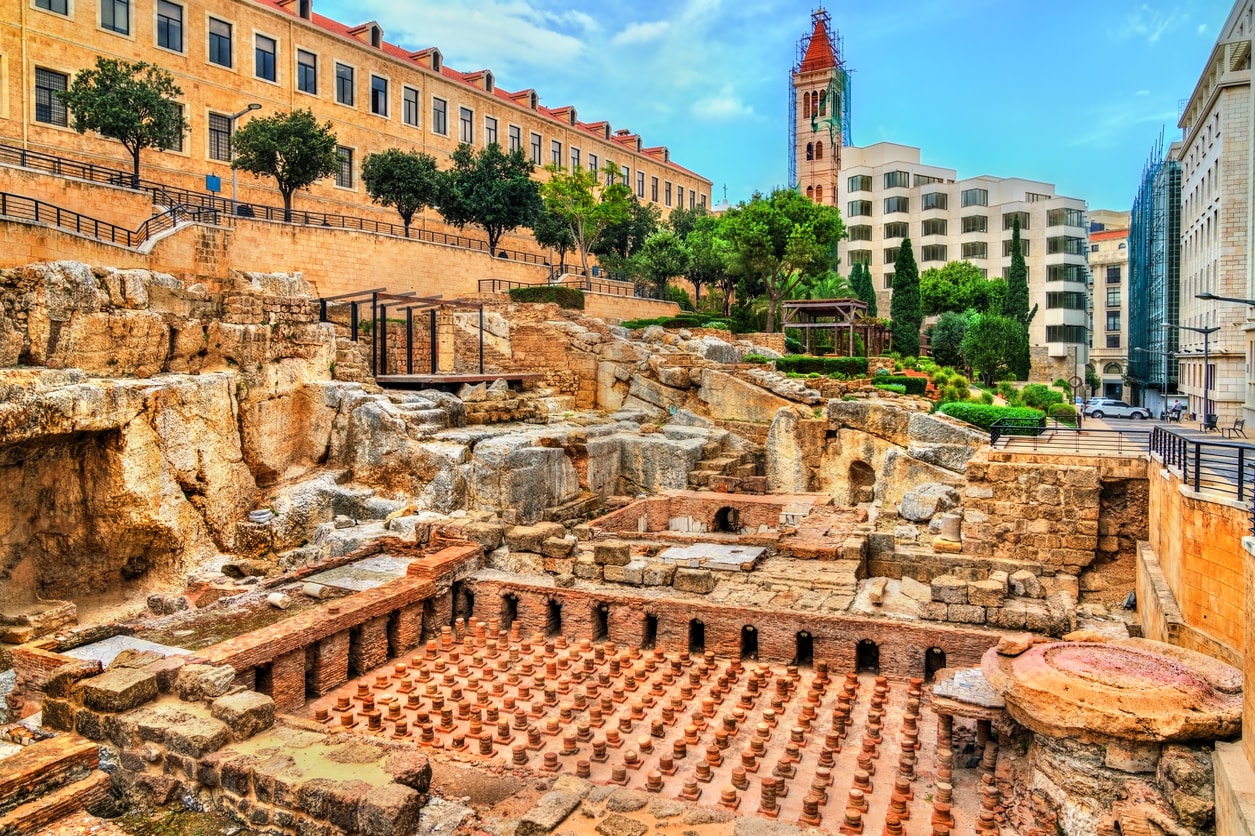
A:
[375,372,541,390]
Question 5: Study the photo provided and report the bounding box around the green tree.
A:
[1002,216,1036,378]
[57,57,188,186]
[851,262,878,316]
[929,310,970,369]
[921,260,1006,315]
[231,109,339,222]
[592,198,661,276]
[539,163,633,278]
[634,229,692,299]
[721,188,845,332]
[361,148,441,232]
[682,212,730,308]
[438,143,542,255]
[889,238,922,356]
[667,204,707,239]
[532,205,576,276]
[961,313,1025,385]
[804,270,853,300]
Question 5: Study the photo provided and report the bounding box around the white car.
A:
[1083,399,1151,420]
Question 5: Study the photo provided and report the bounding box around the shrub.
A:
[1020,383,1065,410]
[996,381,1019,402]
[742,353,772,364]
[937,403,1045,432]
[1049,403,1078,426]
[773,355,870,378]
[1052,377,1070,391]
[879,375,928,395]
[980,391,994,405]
[667,285,695,311]
[874,383,907,394]
[509,285,585,309]
[785,336,805,354]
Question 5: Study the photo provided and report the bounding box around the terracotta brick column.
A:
[269,648,306,713]
[308,631,350,696]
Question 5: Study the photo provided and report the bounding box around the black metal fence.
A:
[0,192,217,248]
[1150,427,1255,510]
[479,275,650,299]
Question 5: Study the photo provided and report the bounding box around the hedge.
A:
[874,383,907,394]
[508,286,585,309]
[937,403,1045,432]
[1048,403,1078,426]
[878,375,928,396]
[773,355,870,377]
[621,312,730,330]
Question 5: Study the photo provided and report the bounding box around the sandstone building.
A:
[0,0,711,246]
[1087,210,1131,401]
[790,8,850,209]
[833,142,1091,379]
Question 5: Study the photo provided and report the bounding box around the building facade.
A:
[835,142,1090,379]
[1087,210,1131,401]
[1,0,711,247]
[790,9,851,208]
[1175,0,1253,426]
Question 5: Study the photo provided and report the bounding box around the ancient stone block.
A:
[1105,741,1161,774]
[211,691,276,741]
[461,521,504,550]
[541,535,578,558]
[505,522,567,553]
[987,603,1028,630]
[967,580,1006,608]
[987,570,1009,592]
[176,664,237,702]
[594,540,632,566]
[517,790,582,836]
[1009,570,1044,599]
[930,575,968,605]
[898,483,960,522]
[74,708,106,740]
[867,577,888,605]
[299,779,372,833]
[919,601,948,621]
[1043,573,1080,599]
[947,604,986,624]
[357,783,424,836]
[573,556,601,580]
[898,576,932,602]
[42,698,74,732]
[166,716,230,758]
[672,568,716,594]
[642,562,675,586]
[933,538,962,554]
[1158,744,1216,830]
[384,751,433,793]
[76,668,159,713]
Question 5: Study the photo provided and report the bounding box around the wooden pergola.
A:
[781,298,891,356]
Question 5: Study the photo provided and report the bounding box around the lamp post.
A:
[1162,323,1220,426]
[1196,292,1255,306]
[228,103,262,214]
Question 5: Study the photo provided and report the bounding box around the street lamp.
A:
[1162,322,1220,427]
[228,103,262,214]
[1196,292,1255,306]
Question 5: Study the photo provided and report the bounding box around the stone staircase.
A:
[0,735,112,835]
[687,439,765,493]
[331,332,375,384]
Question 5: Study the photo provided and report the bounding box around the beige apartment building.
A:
[835,142,1090,379]
[1175,0,1253,427]
[0,0,711,248]
[1086,210,1131,400]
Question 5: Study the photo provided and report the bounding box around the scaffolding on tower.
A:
[789,8,852,189]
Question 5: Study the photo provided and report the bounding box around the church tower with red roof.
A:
[791,9,851,207]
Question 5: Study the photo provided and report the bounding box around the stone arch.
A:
[689,619,706,654]
[741,625,759,661]
[925,646,947,681]
[806,142,814,161]
[815,141,824,160]
[856,638,880,674]
[849,460,876,504]
[713,506,740,533]
[592,602,609,641]
[795,631,814,667]
[642,613,658,650]
[500,593,519,632]
[546,598,562,638]
[451,581,474,626]
[1103,362,1123,375]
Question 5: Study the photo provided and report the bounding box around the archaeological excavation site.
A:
[0,261,1246,836]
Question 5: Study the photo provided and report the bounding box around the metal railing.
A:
[479,274,652,299]
[0,192,216,248]
[991,421,1152,455]
[988,416,1047,445]
[1150,427,1255,511]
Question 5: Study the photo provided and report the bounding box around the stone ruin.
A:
[0,260,1234,835]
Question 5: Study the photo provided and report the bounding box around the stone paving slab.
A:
[654,544,766,572]
[61,636,190,667]
[304,555,414,591]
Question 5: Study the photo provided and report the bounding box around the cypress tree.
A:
[853,262,877,317]
[1002,215,1035,378]
[889,238,921,357]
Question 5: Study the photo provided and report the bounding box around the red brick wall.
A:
[308,631,350,697]
[349,616,390,678]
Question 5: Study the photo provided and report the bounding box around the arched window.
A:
[815,184,824,203]
[802,92,811,119]
[806,142,814,161]
[806,185,814,200]
[1104,362,1123,375]
[819,89,827,116]
[815,141,824,160]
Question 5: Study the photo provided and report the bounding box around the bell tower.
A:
[790,9,851,206]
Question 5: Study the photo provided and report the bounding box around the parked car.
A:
[1083,399,1151,419]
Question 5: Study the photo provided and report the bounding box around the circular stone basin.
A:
[982,638,1242,744]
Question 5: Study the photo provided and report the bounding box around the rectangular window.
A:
[1106,288,1121,307]
[921,244,947,262]
[961,188,988,207]
[1002,266,1031,282]
[431,97,447,135]
[508,125,521,153]
[1048,264,1086,283]
[884,273,894,289]
[335,63,354,106]
[1047,207,1085,227]
[604,163,614,186]
[207,112,231,161]
[636,171,645,198]
[588,152,598,173]
[620,164,629,186]
[884,196,909,214]
[1002,211,1030,230]
[529,132,541,165]
[157,0,183,51]
[665,182,672,207]
[883,222,908,239]
[1046,325,1087,344]
[1046,291,1087,310]
[651,177,659,202]
[371,76,388,117]
[551,140,562,166]
[1002,238,1030,257]
[571,148,580,170]
[161,103,184,152]
[921,191,948,211]
[101,0,130,34]
[883,170,910,189]
[1106,265,1121,284]
[1106,312,1120,331]
[484,116,497,145]
[922,218,947,236]
[255,34,276,82]
[883,247,900,265]
[458,106,473,142]
[1046,236,1086,256]
[914,174,944,187]
[848,174,872,192]
[403,87,419,127]
[689,190,696,209]
[961,214,988,234]
[847,200,872,217]
[297,50,317,94]
[36,0,68,13]
[848,225,872,241]
[1106,335,1120,348]
[336,146,353,188]
[848,250,871,266]
[962,241,987,260]
[208,18,232,68]
[700,193,707,208]
[34,68,68,126]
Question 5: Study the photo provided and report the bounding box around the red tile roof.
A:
[1091,229,1129,242]
[799,17,837,72]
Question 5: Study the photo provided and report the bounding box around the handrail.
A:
[478,275,651,300]
[0,191,215,248]
[1149,426,1255,506]
[988,416,1047,446]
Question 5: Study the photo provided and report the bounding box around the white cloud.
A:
[1197,23,1208,35]
[1136,89,1151,96]
[691,85,754,119]
[611,20,671,46]
[1109,5,1189,45]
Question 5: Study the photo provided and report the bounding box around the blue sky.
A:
[318,0,1235,211]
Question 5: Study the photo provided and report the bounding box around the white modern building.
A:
[835,143,1090,380]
